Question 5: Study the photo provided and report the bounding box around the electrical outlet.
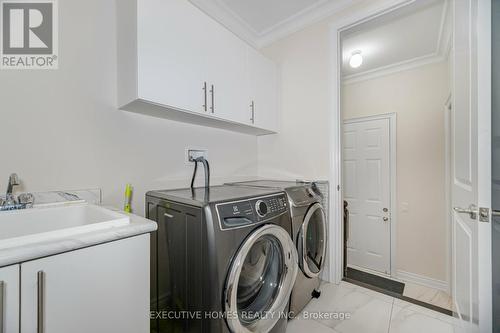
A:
[186,149,208,162]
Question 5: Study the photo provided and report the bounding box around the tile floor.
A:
[286,281,460,333]
[402,281,453,311]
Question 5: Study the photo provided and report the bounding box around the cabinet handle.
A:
[202,82,207,112]
[210,84,215,113]
[164,213,174,219]
[250,101,255,124]
[0,281,4,333]
[37,271,45,333]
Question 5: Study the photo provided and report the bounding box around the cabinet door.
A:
[138,0,210,114]
[20,235,150,333]
[205,21,248,123]
[0,265,19,333]
[247,47,279,131]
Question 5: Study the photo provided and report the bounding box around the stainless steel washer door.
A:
[225,225,298,333]
[299,203,327,278]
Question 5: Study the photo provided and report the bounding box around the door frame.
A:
[475,0,492,330]
[444,94,452,294]
[343,113,397,277]
[327,0,414,284]
[327,0,492,330]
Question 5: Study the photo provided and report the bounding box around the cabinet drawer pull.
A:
[37,271,45,333]
[164,213,174,219]
[0,281,4,333]
[250,101,255,124]
[202,82,207,112]
[210,84,215,113]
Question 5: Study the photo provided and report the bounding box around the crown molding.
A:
[188,0,261,48]
[342,52,446,85]
[342,0,450,85]
[188,0,364,49]
[256,0,364,48]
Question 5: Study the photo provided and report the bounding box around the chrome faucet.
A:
[5,173,19,205]
[0,173,34,211]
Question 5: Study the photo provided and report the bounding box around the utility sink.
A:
[0,204,130,250]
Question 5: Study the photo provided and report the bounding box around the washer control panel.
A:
[216,193,288,230]
[256,195,287,216]
[255,200,268,217]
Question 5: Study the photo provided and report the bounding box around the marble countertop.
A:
[0,208,157,268]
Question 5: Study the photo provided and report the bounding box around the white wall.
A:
[0,0,258,215]
[342,62,450,282]
[258,0,387,180]
[259,1,450,283]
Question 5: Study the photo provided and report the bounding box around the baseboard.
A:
[396,270,449,292]
[347,264,391,279]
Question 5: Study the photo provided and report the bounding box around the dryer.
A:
[146,185,298,333]
[226,181,328,316]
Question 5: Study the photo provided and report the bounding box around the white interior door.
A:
[343,117,391,275]
[451,0,491,332]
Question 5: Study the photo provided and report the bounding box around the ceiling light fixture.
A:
[349,51,363,68]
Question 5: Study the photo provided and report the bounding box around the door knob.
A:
[383,217,389,222]
[454,205,491,222]
[453,204,478,219]
[383,208,388,212]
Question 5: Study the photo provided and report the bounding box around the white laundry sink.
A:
[0,204,129,250]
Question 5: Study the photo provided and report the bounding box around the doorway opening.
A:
[338,0,452,315]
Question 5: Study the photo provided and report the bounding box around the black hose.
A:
[190,157,210,188]
[190,160,198,188]
[200,158,210,188]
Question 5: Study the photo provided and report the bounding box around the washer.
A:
[226,181,328,316]
[146,185,298,333]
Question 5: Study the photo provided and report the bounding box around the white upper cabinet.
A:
[117,0,279,135]
[137,0,210,114]
[205,23,248,124]
[246,47,279,132]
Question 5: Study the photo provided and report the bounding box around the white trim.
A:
[396,270,449,293]
[347,264,391,279]
[343,53,446,85]
[436,0,449,53]
[188,0,364,49]
[444,95,452,295]
[256,0,363,48]
[188,0,260,48]
[329,0,415,285]
[342,0,451,85]
[476,0,492,331]
[343,113,397,278]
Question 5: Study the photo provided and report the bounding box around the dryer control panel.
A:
[216,193,288,230]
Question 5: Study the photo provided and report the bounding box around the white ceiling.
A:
[218,0,339,34]
[341,0,450,79]
[189,0,361,48]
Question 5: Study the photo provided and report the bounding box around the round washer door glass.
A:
[237,235,282,323]
[300,203,327,278]
[225,225,298,333]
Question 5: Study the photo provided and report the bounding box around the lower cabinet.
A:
[0,265,20,333]
[1,234,150,333]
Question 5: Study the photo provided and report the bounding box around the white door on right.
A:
[343,117,391,275]
[451,0,491,332]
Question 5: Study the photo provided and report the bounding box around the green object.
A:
[124,184,132,213]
